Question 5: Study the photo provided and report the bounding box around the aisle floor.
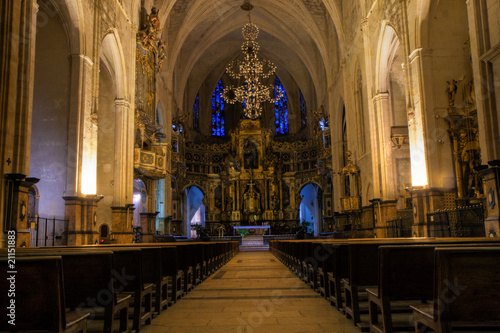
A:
[142,251,359,333]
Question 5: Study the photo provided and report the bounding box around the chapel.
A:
[1,0,500,332]
[1,0,499,245]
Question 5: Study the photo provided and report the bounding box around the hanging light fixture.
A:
[222,0,283,119]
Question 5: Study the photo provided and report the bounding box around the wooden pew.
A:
[10,250,130,333]
[93,244,169,315]
[17,246,152,332]
[367,243,500,333]
[367,245,436,333]
[411,247,500,333]
[130,246,168,316]
[0,256,91,333]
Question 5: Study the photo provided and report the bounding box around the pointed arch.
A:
[376,22,401,94]
[100,29,128,99]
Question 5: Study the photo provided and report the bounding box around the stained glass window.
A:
[275,77,288,135]
[299,90,306,129]
[192,92,200,131]
[319,118,329,131]
[212,80,225,136]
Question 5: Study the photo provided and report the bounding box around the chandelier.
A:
[222,0,283,119]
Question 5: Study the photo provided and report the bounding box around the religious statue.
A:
[226,196,233,212]
[446,79,458,107]
[157,40,166,70]
[271,193,280,212]
[243,138,258,169]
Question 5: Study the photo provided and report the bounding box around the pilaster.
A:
[63,195,103,245]
[140,212,159,243]
[479,161,500,237]
[3,174,39,247]
[111,206,135,244]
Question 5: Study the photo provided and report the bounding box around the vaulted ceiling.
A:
[155,0,343,116]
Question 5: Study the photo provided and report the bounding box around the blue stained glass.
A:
[274,77,288,135]
[193,93,200,131]
[212,80,225,136]
[300,90,307,129]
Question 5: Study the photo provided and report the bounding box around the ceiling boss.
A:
[222,0,284,120]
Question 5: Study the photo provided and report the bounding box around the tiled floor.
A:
[141,251,359,333]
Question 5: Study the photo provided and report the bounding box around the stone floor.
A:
[141,251,359,333]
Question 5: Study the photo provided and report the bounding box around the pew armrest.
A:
[65,311,91,330]
[366,287,378,298]
[410,303,435,321]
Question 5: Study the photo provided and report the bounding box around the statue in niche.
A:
[446,79,458,107]
[243,138,258,169]
[271,193,280,212]
[226,196,233,212]
[462,149,482,198]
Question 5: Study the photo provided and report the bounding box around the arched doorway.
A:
[30,0,71,220]
[183,186,205,239]
[299,184,322,236]
[133,179,147,228]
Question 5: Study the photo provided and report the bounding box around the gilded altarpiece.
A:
[171,119,333,235]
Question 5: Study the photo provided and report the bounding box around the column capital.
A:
[70,54,94,66]
[360,18,369,30]
[114,98,131,108]
[372,92,390,102]
[409,48,433,62]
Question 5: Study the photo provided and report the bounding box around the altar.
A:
[233,225,271,235]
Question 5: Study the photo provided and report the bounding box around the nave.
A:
[141,251,357,333]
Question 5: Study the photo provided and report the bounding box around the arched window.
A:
[300,90,307,129]
[192,92,200,132]
[275,77,288,135]
[212,80,225,136]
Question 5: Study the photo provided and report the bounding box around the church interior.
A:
[1,0,500,332]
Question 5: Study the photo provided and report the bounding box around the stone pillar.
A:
[63,195,103,245]
[3,174,39,247]
[479,161,500,237]
[360,18,382,197]
[0,0,38,248]
[410,188,446,237]
[140,212,159,243]
[372,93,397,200]
[111,206,134,244]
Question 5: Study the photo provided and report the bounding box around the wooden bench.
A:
[11,249,131,333]
[0,256,91,333]
[138,247,168,315]
[92,244,169,316]
[367,245,436,333]
[45,245,154,332]
[411,247,500,332]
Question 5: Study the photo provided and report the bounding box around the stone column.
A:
[3,174,39,247]
[0,0,38,248]
[360,18,381,197]
[63,195,103,245]
[111,206,135,244]
[140,212,159,243]
[479,162,500,237]
[372,93,397,200]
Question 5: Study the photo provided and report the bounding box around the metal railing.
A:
[386,217,413,238]
[426,204,485,237]
[29,216,67,247]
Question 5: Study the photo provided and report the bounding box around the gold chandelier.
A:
[222,0,283,119]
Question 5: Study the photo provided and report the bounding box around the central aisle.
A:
[143,251,358,332]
